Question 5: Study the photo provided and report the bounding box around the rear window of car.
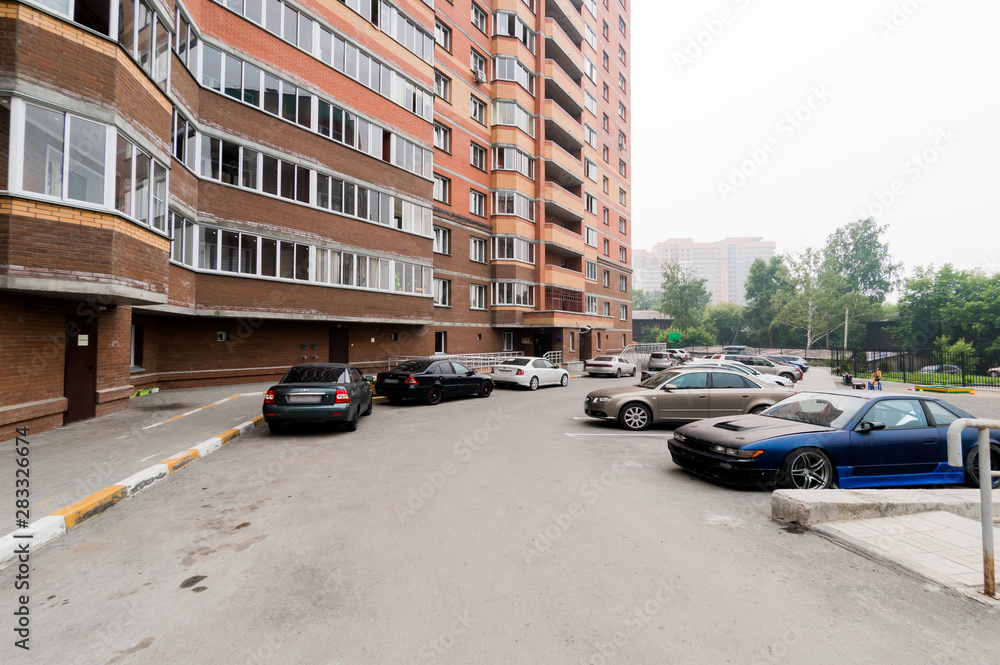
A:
[592,356,614,361]
[282,366,350,383]
[393,360,434,373]
[651,353,666,359]
[502,358,531,366]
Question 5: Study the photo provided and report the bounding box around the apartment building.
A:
[647,237,776,305]
[0,0,631,437]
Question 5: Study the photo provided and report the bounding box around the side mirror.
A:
[364,375,375,382]
[640,371,651,381]
[857,421,886,432]
[466,370,476,376]
[660,384,676,391]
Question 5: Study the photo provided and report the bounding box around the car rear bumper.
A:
[263,403,353,422]
[492,375,529,387]
[667,439,777,489]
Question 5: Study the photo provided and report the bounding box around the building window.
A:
[492,100,533,135]
[619,131,628,152]
[585,160,597,181]
[619,188,627,205]
[433,122,451,151]
[471,142,487,170]
[493,282,534,306]
[602,113,609,132]
[470,96,487,124]
[493,237,534,263]
[620,275,628,291]
[586,295,598,314]
[585,125,597,148]
[434,278,451,306]
[433,174,450,203]
[470,190,486,216]
[585,23,597,50]
[603,176,609,194]
[603,144,610,162]
[602,20,609,39]
[434,19,451,51]
[603,82,609,101]
[471,284,487,309]
[584,57,597,82]
[494,146,534,178]
[585,261,597,280]
[493,191,534,221]
[603,302,610,316]
[619,45,627,64]
[585,91,597,115]
[619,217,627,234]
[619,73,627,92]
[619,102,627,120]
[603,238,609,255]
[596,332,602,350]
[434,70,451,101]
[570,331,576,352]
[620,305,628,321]
[603,207,609,225]
[585,193,596,213]
[619,246,627,262]
[602,51,609,70]
[471,3,487,33]
[619,159,627,177]
[494,11,534,52]
[619,16,627,36]
[471,49,487,79]
[435,330,447,353]
[470,237,486,263]
[433,226,450,254]
[584,226,598,247]
[602,270,610,287]
[494,56,534,94]
[502,331,514,350]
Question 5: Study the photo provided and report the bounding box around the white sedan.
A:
[585,355,637,378]
[492,357,570,390]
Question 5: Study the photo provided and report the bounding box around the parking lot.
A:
[5,370,998,664]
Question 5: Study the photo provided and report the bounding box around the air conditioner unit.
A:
[473,69,486,84]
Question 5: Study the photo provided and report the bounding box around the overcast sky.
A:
[632,0,1000,278]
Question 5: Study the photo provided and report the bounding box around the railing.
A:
[619,343,669,370]
[831,349,1000,388]
[544,351,564,365]
[946,418,1000,598]
[387,352,523,372]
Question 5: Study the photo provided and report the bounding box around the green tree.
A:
[659,262,711,329]
[703,303,745,346]
[743,256,790,346]
[632,289,662,311]
[823,218,903,301]
[771,249,832,350]
[895,265,1000,350]
[653,326,716,347]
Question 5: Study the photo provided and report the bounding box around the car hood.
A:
[587,385,650,399]
[676,415,836,446]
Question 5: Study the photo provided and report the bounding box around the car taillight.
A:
[335,388,350,403]
[264,390,275,404]
[516,369,524,375]
[404,376,418,386]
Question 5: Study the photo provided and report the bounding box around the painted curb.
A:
[0,415,265,570]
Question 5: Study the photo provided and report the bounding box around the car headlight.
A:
[674,432,686,442]
[711,445,764,459]
[592,396,612,403]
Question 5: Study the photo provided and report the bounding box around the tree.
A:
[895,265,1000,350]
[772,248,836,350]
[659,262,711,329]
[631,289,662,311]
[703,303,745,346]
[743,257,791,346]
[823,218,903,302]
[653,326,716,347]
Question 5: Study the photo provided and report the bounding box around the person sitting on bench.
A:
[869,368,882,391]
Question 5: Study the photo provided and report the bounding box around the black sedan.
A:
[263,364,374,434]
[375,359,493,405]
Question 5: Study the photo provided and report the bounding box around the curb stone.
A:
[0,415,265,570]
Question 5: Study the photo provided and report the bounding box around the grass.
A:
[881,372,999,386]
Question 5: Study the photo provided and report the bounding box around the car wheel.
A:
[362,395,373,416]
[630,367,636,377]
[267,419,286,435]
[560,374,569,387]
[780,373,795,381]
[344,406,359,432]
[387,394,404,405]
[615,368,621,378]
[478,381,493,398]
[778,448,834,490]
[528,376,539,391]
[618,403,652,431]
[749,405,768,415]
[426,386,443,405]
[964,443,1000,489]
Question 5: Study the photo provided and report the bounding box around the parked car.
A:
[918,364,961,375]
[492,356,569,390]
[721,345,751,355]
[585,355,637,377]
[668,391,1000,490]
[764,355,809,373]
[710,354,803,382]
[647,352,678,372]
[375,359,493,405]
[989,366,1000,378]
[262,363,373,434]
[663,348,690,360]
[684,359,793,387]
[583,367,792,431]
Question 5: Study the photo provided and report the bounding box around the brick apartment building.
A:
[0,0,632,437]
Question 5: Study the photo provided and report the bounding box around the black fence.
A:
[831,349,1000,388]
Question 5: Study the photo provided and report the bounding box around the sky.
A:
[631,0,1000,279]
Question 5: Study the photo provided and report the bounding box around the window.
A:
[620,275,628,291]
[435,330,447,353]
[470,96,486,124]
[602,238,609,255]
[471,49,487,79]
[619,16,627,36]
[433,122,451,151]
[596,331,602,350]
[585,160,597,181]
[494,12,534,52]
[433,226,450,254]
[619,217,627,233]
[603,176,609,193]
[494,56,534,93]
[433,174,450,203]
[619,246,627,262]
[434,19,451,51]
[585,125,597,148]
[585,193,596,213]
[603,302,610,316]
[434,70,450,101]
[603,144,609,162]
[470,237,486,263]
[619,73,627,92]
[492,237,534,263]
[602,113,609,132]
[493,191,534,221]
[585,91,597,115]
[602,269,610,287]
[471,3,487,32]
[494,146,534,178]
[619,102,627,120]
[863,400,929,430]
[492,101,532,135]
[470,190,486,216]
[619,45,627,64]
[433,278,451,306]
[602,51,609,70]
[619,188,627,205]
[471,142,487,170]
[584,226,597,247]
[585,261,597,280]
[619,159,627,177]
[602,82,609,101]
[570,331,576,352]
[467,283,487,310]
[493,282,534,306]
[502,331,514,350]
[584,57,597,82]
[602,20,609,38]
[620,305,629,321]
[602,207,609,225]
[584,24,597,50]
[586,295,598,314]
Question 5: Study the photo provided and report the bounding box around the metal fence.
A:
[387,352,524,372]
[831,349,1000,388]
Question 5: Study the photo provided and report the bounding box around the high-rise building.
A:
[646,237,776,305]
[0,0,632,436]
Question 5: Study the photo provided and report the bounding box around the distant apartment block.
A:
[643,237,776,305]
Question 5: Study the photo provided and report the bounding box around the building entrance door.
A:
[329,328,349,362]
[64,315,98,423]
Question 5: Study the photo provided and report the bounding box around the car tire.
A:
[780,373,795,381]
[560,374,569,387]
[362,395,373,416]
[528,376,539,391]
[478,381,493,398]
[963,443,1000,489]
[618,402,652,431]
[267,419,286,435]
[615,368,621,378]
[387,394,404,405]
[426,386,443,405]
[749,405,768,415]
[344,406,359,432]
[630,367,636,377]
[777,448,835,490]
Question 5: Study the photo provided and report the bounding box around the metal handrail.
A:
[544,351,563,365]
[946,418,1000,598]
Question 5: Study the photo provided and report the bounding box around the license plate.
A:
[287,395,322,404]
[496,368,512,375]
[383,378,400,384]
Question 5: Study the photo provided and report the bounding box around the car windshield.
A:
[592,356,614,362]
[282,366,350,383]
[393,360,434,373]
[502,358,531,366]
[638,370,682,389]
[763,393,869,429]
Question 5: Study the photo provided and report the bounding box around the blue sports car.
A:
[668,391,1000,490]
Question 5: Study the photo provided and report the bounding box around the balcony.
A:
[545,0,584,46]
[543,99,584,153]
[522,310,610,328]
[543,60,584,117]
[544,265,586,291]
[542,140,584,188]
[543,18,584,80]
[544,181,584,222]
[543,223,586,258]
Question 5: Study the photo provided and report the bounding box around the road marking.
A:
[142,394,253,430]
[35,492,69,507]
[137,454,161,463]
